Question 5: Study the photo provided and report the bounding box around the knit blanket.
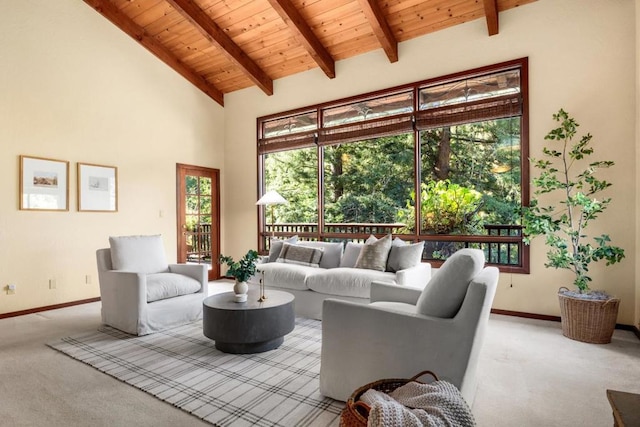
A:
[360,381,476,427]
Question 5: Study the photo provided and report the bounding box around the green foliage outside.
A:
[420,118,521,228]
[522,109,625,293]
[219,250,259,283]
[263,117,522,244]
[398,180,483,234]
[323,135,414,225]
[185,176,212,232]
[265,147,318,223]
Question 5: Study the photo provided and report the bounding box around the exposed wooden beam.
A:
[83,0,224,106]
[267,0,336,79]
[357,0,398,63]
[165,0,273,96]
[483,0,499,36]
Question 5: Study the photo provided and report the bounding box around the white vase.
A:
[233,280,248,303]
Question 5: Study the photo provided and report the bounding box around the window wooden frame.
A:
[257,57,529,273]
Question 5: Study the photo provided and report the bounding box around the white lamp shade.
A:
[256,190,288,205]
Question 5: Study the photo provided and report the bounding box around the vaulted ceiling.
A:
[83,0,537,106]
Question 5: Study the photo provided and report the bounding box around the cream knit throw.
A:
[360,381,476,427]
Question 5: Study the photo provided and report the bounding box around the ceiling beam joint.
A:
[267,0,336,79]
[483,0,500,36]
[357,0,398,63]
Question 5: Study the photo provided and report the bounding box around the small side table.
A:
[606,389,640,427]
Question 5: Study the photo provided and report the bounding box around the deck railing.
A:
[186,223,212,264]
[259,223,526,272]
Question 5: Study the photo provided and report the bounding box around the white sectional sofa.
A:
[253,236,431,319]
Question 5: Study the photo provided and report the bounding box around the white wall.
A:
[0,0,224,314]
[224,0,638,324]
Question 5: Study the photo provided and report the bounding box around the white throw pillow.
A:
[298,241,343,269]
[391,237,407,247]
[340,242,364,268]
[365,234,378,244]
[109,235,169,274]
[354,234,392,272]
[416,248,485,318]
[387,241,425,272]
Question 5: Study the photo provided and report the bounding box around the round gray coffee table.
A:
[203,289,295,354]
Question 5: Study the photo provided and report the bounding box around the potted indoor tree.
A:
[219,250,259,302]
[522,109,625,344]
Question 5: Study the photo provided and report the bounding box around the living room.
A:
[1,0,639,425]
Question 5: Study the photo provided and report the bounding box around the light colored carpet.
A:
[48,319,342,427]
[1,280,639,426]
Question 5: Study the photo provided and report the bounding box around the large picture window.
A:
[257,58,529,272]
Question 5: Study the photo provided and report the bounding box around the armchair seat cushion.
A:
[146,273,202,303]
[306,268,396,298]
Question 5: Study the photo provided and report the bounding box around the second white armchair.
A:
[319,248,498,406]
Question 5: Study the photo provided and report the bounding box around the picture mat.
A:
[20,156,69,211]
[78,163,117,211]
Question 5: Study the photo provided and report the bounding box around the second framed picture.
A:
[77,163,118,212]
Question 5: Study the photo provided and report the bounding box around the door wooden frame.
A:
[176,163,221,280]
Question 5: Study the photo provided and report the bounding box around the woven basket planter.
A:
[558,289,620,344]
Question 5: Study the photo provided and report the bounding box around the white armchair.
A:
[319,249,498,406]
[96,235,208,336]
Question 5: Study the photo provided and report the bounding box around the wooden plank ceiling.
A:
[84,0,536,106]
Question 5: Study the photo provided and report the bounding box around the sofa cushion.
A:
[146,272,201,303]
[298,241,343,269]
[416,248,485,318]
[355,234,392,272]
[387,241,425,272]
[268,235,298,263]
[340,242,364,268]
[277,243,323,267]
[258,262,323,291]
[109,235,169,274]
[306,268,396,298]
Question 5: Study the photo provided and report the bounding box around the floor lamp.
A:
[256,190,288,301]
[256,190,288,238]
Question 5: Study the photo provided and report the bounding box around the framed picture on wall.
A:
[19,155,69,211]
[77,163,118,212]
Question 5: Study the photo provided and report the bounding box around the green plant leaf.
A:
[219,249,259,283]
[521,109,625,293]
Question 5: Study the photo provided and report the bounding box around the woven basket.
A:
[558,288,620,344]
[339,371,438,427]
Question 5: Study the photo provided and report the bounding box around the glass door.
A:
[177,164,220,281]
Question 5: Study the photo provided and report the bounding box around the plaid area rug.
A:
[48,318,342,426]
